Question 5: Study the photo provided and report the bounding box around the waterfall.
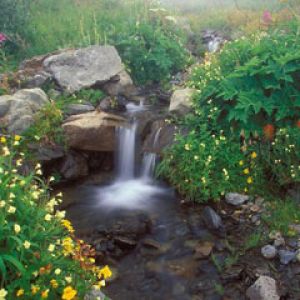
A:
[117,122,137,180]
[141,128,162,178]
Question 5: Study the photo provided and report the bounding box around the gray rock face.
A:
[65,103,95,116]
[169,88,195,115]
[246,276,279,300]
[0,88,49,133]
[261,245,277,259]
[278,250,296,265]
[225,193,249,206]
[44,46,123,92]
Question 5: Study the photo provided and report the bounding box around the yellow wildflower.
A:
[62,286,77,300]
[24,240,31,249]
[14,135,21,141]
[98,265,112,279]
[62,237,74,256]
[54,268,61,275]
[247,177,253,184]
[31,285,40,295]
[251,152,257,159]
[0,288,8,300]
[50,279,58,288]
[239,160,244,166]
[16,289,24,297]
[61,219,75,233]
[41,289,49,299]
[14,224,21,234]
[243,168,250,175]
[0,136,6,144]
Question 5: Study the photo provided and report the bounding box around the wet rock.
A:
[221,266,243,282]
[44,46,123,93]
[202,206,225,235]
[28,144,65,161]
[169,88,195,115]
[225,193,249,206]
[98,96,126,113]
[142,239,161,250]
[59,151,89,180]
[278,250,296,265]
[246,276,279,300]
[114,236,137,250]
[194,241,214,259]
[261,245,277,259]
[62,111,126,152]
[65,103,95,115]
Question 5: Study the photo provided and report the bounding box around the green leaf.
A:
[2,254,26,274]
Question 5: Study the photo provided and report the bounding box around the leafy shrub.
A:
[259,126,300,186]
[189,19,300,138]
[0,135,112,299]
[24,102,64,146]
[157,120,264,202]
[116,23,188,84]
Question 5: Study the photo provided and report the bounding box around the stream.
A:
[58,103,277,300]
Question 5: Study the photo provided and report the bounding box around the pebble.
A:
[261,245,277,259]
[273,237,285,247]
[278,250,296,265]
[225,193,249,206]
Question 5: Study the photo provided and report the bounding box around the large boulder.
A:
[43,46,124,93]
[169,88,195,115]
[0,88,49,133]
[62,111,126,152]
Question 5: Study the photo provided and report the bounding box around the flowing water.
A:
[61,104,244,300]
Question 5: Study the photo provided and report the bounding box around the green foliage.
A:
[157,119,264,202]
[116,23,188,84]
[0,135,112,299]
[189,20,300,137]
[24,102,64,146]
[259,127,300,186]
[262,198,300,235]
[244,232,263,251]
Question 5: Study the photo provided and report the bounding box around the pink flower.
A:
[262,11,273,25]
[0,33,7,44]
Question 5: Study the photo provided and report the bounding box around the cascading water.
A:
[141,127,162,178]
[96,104,170,210]
[116,122,137,180]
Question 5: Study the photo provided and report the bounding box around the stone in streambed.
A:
[225,193,249,206]
[278,250,296,265]
[261,245,277,259]
[246,276,280,300]
[194,241,214,259]
[114,236,137,249]
[202,206,225,236]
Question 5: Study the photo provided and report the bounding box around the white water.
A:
[141,128,162,178]
[97,109,169,210]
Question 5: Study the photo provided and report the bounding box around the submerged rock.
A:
[225,193,249,206]
[261,245,277,259]
[246,276,280,300]
[202,206,225,235]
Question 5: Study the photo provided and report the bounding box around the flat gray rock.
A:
[246,276,280,300]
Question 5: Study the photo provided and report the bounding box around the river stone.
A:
[114,236,137,249]
[62,111,126,152]
[194,241,214,259]
[169,88,195,115]
[202,206,225,234]
[261,245,277,259]
[225,193,249,206]
[278,250,296,265]
[0,88,49,133]
[44,46,123,92]
[246,276,279,300]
